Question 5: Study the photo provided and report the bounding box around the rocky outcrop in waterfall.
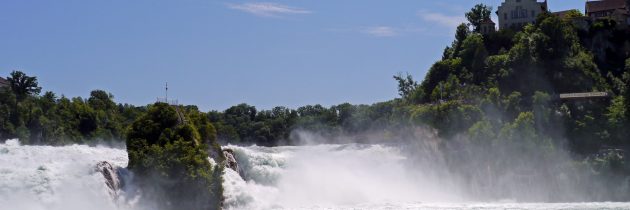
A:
[95,161,123,199]
[223,148,240,173]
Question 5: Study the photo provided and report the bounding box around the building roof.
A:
[481,18,495,24]
[552,10,574,19]
[0,77,9,87]
[586,0,628,13]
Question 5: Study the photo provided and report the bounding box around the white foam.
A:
[221,144,630,210]
[0,139,132,210]
[2,139,629,210]
[222,144,461,210]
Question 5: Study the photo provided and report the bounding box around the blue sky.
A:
[0,0,583,111]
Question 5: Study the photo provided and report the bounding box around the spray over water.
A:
[0,139,135,210]
[221,129,630,210]
[222,143,466,210]
[2,134,630,210]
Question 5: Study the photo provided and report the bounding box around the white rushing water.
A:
[222,144,630,210]
[1,139,630,210]
[222,144,456,209]
[0,139,132,210]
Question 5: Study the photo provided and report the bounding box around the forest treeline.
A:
[0,72,145,145]
[0,70,409,146]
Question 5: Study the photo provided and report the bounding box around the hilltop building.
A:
[497,0,548,30]
[0,77,9,89]
[585,0,630,27]
[479,19,497,34]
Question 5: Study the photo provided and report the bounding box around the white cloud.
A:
[227,2,311,17]
[362,26,398,37]
[418,11,466,28]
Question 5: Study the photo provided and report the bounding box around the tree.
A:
[393,73,417,97]
[126,103,223,210]
[411,101,482,138]
[499,112,538,145]
[458,33,489,83]
[451,23,471,58]
[465,4,492,32]
[394,73,424,104]
[88,90,116,111]
[532,91,553,137]
[442,46,453,60]
[40,91,57,113]
[563,9,584,19]
[7,71,42,101]
[420,58,462,102]
[455,23,470,43]
[468,119,495,145]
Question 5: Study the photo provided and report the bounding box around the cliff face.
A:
[223,148,240,174]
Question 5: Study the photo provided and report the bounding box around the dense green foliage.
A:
[126,103,223,210]
[207,101,410,146]
[404,8,630,200]
[0,70,408,147]
[414,11,628,145]
[0,71,144,145]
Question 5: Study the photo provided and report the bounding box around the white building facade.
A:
[497,0,548,30]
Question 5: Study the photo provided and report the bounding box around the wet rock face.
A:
[223,149,240,173]
[95,161,122,199]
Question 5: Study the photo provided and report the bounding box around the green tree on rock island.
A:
[126,102,224,210]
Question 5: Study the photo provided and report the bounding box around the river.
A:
[0,140,628,210]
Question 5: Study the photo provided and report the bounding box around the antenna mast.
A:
[165,82,168,101]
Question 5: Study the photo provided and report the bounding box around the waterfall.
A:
[220,143,630,210]
[0,139,134,210]
[221,144,463,210]
[2,139,630,210]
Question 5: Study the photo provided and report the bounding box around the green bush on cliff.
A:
[126,103,223,210]
[410,101,482,138]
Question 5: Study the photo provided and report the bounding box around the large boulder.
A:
[223,149,239,173]
[95,161,122,199]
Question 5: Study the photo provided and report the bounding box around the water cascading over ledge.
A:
[0,139,132,210]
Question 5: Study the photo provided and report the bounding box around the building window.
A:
[511,10,516,18]
[531,11,535,17]
[512,6,529,19]
[504,13,508,19]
